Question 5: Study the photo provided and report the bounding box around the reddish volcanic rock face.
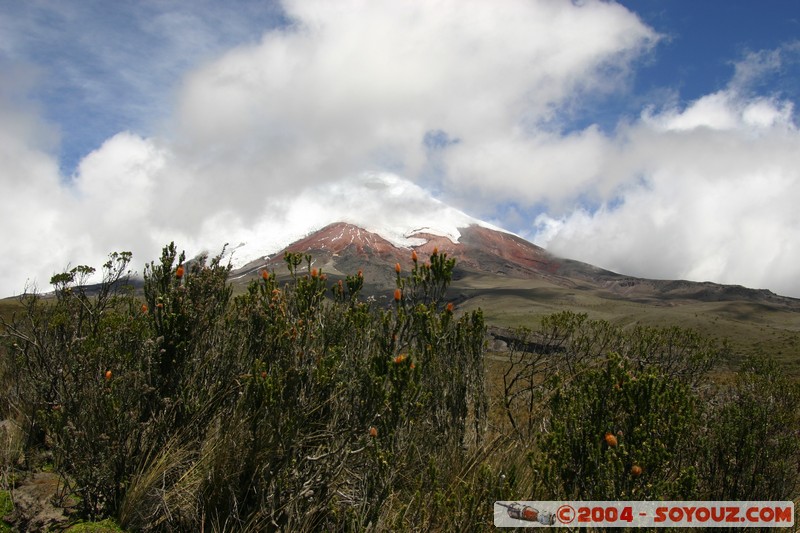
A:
[231,221,800,308]
[455,225,561,274]
[242,222,410,282]
[241,221,572,284]
[283,222,401,256]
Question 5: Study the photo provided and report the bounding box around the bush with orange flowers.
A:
[539,352,698,500]
[394,247,456,311]
[6,240,790,532]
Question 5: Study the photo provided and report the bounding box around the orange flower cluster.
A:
[176,265,185,279]
[104,370,112,381]
[604,432,618,447]
[369,426,378,437]
[394,288,402,301]
[141,304,148,314]
[411,250,418,262]
[394,354,406,364]
[311,268,318,278]
[446,302,454,313]
[261,270,269,280]
[395,263,401,274]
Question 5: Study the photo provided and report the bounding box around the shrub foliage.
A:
[1,245,798,531]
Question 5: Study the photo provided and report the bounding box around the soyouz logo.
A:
[494,501,795,528]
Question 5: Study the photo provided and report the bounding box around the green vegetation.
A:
[65,518,124,532]
[1,245,798,531]
[0,490,11,532]
[454,273,800,377]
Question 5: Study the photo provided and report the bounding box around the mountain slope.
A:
[231,221,800,311]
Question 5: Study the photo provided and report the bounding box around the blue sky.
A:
[1,0,800,298]
[566,1,800,133]
[624,1,800,99]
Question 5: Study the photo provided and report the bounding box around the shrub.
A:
[538,352,699,500]
[697,356,800,501]
[1,245,487,530]
[1,245,797,531]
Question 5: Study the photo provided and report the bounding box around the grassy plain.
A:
[451,273,800,377]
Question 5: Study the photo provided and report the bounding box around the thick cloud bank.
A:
[533,66,800,297]
[1,1,799,298]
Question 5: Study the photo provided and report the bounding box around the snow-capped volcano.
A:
[221,172,508,269]
[230,219,568,289]
[184,171,800,309]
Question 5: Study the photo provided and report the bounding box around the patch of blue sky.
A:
[0,0,290,177]
[617,0,800,103]
[557,1,800,136]
[423,129,460,151]
[419,129,461,195]
[489,201,551,235]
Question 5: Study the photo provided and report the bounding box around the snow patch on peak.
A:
[210,172,508,269]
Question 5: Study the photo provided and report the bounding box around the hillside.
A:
[224,221,800,375]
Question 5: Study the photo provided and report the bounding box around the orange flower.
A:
[630,464,642,477]
[311,268,318,278]
[176,265,185,279]
[357,269,363,278]
[394,288,402,301]
[394,354,406,364]
[604,432,618,447]
[369,426,378,438]
[261,270,269,280]
[411,250,418,262]
[141,303,148,313]
[446,302,454,313]
[395,262,401,274]
[432,246,439,255]
[104,370,112,381]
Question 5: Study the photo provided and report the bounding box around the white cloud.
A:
[533,88,800,297]
[3,0,799,301]
[641,91,795,132]
[170,0,656,213]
